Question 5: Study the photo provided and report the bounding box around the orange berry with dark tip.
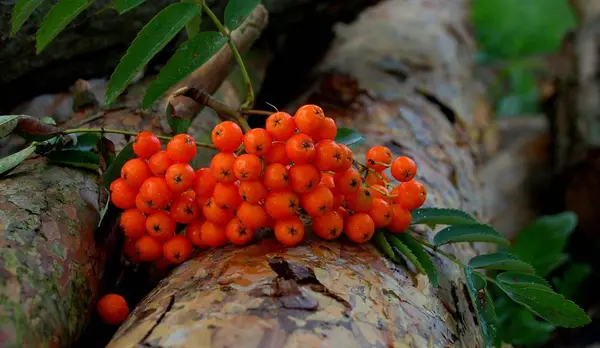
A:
[237,202,268,230]
[286,133,315,164]
[265,190,299,219]
[388,204,412,233]
[212,121,243,152]
[263,141,290,165]
[226,217,254,245]
[365,170,389,186]
[145,211,176,242]
[163,235,193,264]
[314,117,337,142]
[344,213,375,243]
[200,221,228,248]
[213,182,242,209]
[165,163,195,194]
[139,177,173,209]
[186,220,207,248]
[193,168,217,197]
[370,184,390,202]
[210,152,237,184]
[301,185,334,217]
[366,145,393,172]
[336,144,354,172]
[166,134,196,163]
[97,294,129,326]
[121,158,151,189]
[334,168,361,195]
[133,132,161,159]
[391,156,417,182]
[263,163,289,191]
[135,193,158,215]
[119,209,147,239]
[238,180,267,204]
[169,195,200,224]
[289,164,320,193]
[346,187,374,213]
[312,210,344,240]
[294,104,326,138]
[243,128,272,156]
[368,198,393,228]
[266,112,296,141]
[233,154,263,181]
[110,178,138,210]
[202,197,233,225]
[148,151,173,176]
[393,179,427,210]
[274,216,305,246]
[314,140,343,171]
[135,235,163,262]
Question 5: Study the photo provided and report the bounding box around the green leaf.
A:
[36,0,95,54]
[110,0,146,14]
[373,230,402,263]
[469,252,535,274]
[184,2,202,39]
[142,31,227,108]
[45,150,99,171]
[102,142,135,189]
[497,283,591,328]
[411,208,477,226]
[0,116,20,138]
[334,127,364,150]
[387,234,426,274]
[497,272,552,288]
[510,211,577,277]
[63,133,101,151]
[40,116,57,125]
[105,2,201,106]
[464,268,497,347]
[10,0,45,37]
[0,144,36,176]
[433,224,509,247]
[553,263,592,298]
[397,234,439,287]
[224,0,259,31]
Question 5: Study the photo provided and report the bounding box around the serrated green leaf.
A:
[46,150,99,171]
[497,283,591,328]
[110,0,146,14]
[464,268,497,347]
[36,0,94,54]
[105,2,201,106]
[433,224,509,246]
[411,208,477,226]
[497,272,552,288]
[143,31,227,108]
[0,116,20,138]
[102,142,135,189]
[11,0,45,37]
[373,230,402,263]
[334,127,364,150]
[224,0,259,31]
[469,252,535,274]
[0,144,36,176]
[397,233,438,287]
[387,234,426,274]
[510,211,577,277]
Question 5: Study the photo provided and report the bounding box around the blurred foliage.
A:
[472,0,577,117]
[493,212,591,346]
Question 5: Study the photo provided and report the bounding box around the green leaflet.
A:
[10,0,45,36]
[464,268,498,347]
[433,224,509,246]
[102,142,135,189]
[396,233,439,287]
[387,234,426,274]
[224,0,260,30]
[0,116,20,138]
[36,0,94,53]
[110,0,146,14]
[411,207,477,226]
[0,144,37,177]
[469,252,535,274]
[334,127,364,150]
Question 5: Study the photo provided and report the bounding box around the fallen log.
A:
[106,0,495,346]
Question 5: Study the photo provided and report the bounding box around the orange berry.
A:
[393,180,427,210]
[119,209,147,239]
[148,150,174,176]
[212,121,243,152]
[346,187,374,213]
[319,172,336,190]
[135,193,158,215]
[139,177,173,209]
[266,112,296,141]
[370,184,390,201]
[243,128,272,156]
[368,198,393,228]
[179,190,196,200]
[166,134,197,163]
[366,146,393,172]
[165,163,195,194]
[314,140,343,171]
[286,133,315,164]
[365,170,389,186]
[97,294,129,325]
[263,163,289,191]
[274,216,304,246]
[314,117,337,142]
[110,178,137,209]
[265,190,300,219]
[332,193,345,209]
[391,156,417,182]
[344,213,375,243]
[233,154,263,181]
[213,182,242,209]
[169,195,200,224]
[145,211,176,242]
[263,141,290,165]
[312,210,344,240]
[237,202,268,230]
[200,221,228,248]
[121,158,151,189]
[226,217,254,245]
[289,164,320,193]
[163,235,193,264]
[202,197,233,225]
[210,152,237,184]
[186,220,207,248]
[193,167,217,197]
[294,104,326,137]
[133,132,161,159]
[334,168,361,195]
[301,185,334,217]
[388,204,412,233]
[239,180,267,204]
[135,235,163,262]
[336,144,354,172]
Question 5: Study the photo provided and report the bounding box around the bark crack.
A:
[138,295,175,346]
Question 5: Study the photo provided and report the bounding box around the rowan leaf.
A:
[464,267,498,347]
[36,0,94,53]
[102,142,135,189]
[10,0,45,37]
[411,208,477,226]
[373,230,402,263]
[0,144,36,177]
[110,0,146,14]
[397,233,439,287]
[105,2,201,106]
[224,0,259,31]
[433,224,509,247]
[387,234,426,274]
[335,127,364,150]
[0,116,20,138]
[46,150,99,171]
[143,31,227,108]
[497,272,552,288]
[469,252,535,274]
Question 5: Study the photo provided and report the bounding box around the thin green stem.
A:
[63,128,216,149]
[415,237,467,268]
[202,2,254,110]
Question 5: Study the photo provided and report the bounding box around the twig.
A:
[241,110,273,116]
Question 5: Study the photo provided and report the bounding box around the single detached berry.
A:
[97,294,129,325]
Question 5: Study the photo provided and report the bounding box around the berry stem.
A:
[370,185,393,199]
[62,128,217,149]
[202,2,255,110]
[241,110,273,116]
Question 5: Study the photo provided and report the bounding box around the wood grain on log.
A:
[107,1,491,347]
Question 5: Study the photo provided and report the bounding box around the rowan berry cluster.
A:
[108,104,427,270]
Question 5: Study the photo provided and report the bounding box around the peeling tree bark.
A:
[107,1,492,347]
